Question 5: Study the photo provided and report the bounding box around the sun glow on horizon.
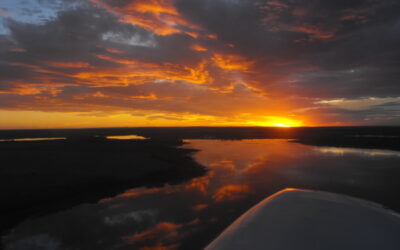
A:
[272,123,293,128]
[0,110,307,129]
[248,116,304,128]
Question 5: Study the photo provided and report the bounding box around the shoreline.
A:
[0,138,206,240]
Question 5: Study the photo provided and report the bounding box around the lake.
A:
[4,139,400,250]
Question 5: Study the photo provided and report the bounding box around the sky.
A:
[0,0,400,128]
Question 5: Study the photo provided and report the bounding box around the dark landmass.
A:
[291,127,400,151]
[0,126,295,141]
[1,126,399,150]
[0,138,205,238]
[293,135,400,151]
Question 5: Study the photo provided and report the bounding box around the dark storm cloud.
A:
[176,0,400,99]
[0,3,117,84]
[0,1,204,88]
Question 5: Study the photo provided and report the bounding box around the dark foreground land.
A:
[0,138,205,238]
[1,126,400,243]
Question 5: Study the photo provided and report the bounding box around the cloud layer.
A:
[1,0,400,127]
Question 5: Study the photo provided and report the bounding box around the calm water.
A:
[0,135,146,142]
[0,137,66,142]
[4,139,400,250]
[105,135,147,140]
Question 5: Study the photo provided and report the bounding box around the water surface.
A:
[4,139,400,250]
[0,137,66,142]
[105,135,147,140]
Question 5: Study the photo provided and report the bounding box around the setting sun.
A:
[247,117,303,127]
[273,123,293,128]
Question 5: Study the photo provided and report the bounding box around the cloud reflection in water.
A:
[4,139,400,250]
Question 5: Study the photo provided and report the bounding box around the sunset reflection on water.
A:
[5,140,400,250]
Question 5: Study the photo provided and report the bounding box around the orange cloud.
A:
[71,55,211,86]
[104,47,124,54]
[212,53,255,72]
[0,84,62,96]
[125,222,182,243]
[213,184,251,202]
[46,61,91,68]
[193,204,208,211]
[340,8,369,22]
[90,0,202,37]
[107,187,164,200]
[289,25,335,39]
[267,1,289,8]
[7,62,65,76]
[182,174,212,196]
[123,222,182,250]
[190,44,208,52]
